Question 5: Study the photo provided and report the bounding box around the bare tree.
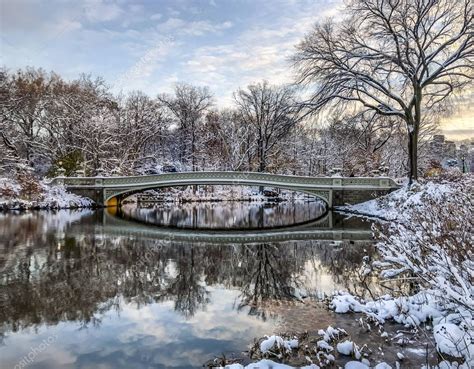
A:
[0,68,56,168]
[118,91,167,170]
[294,0,473,182]
[212,109,255,171]
[234,81,299,174]
[72,108,121,174]
[158,83,213,170]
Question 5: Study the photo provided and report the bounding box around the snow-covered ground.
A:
[215,325,421,368]
[216,360,408,369]
[218,359,319,369]
[337,176,473,367]
[336,178,460,222]
[0,178,94,210]
[217,315,472,368]
[330,291,473,363]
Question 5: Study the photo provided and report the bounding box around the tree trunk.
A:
[408,88,422,184]
[258,139,265,193]
[407,128,418,184]
[191,121,196,171]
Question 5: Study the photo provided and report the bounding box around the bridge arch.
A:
[103,180,331,207]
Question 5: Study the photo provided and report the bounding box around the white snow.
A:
[329,291,474,364]
[334,177,473,365]
[424,361,472,369]
[37,184,94,209]
[374,363,392,369]
[331,293,365,313]
[433,323,474,361]
[0,178,94,210]
[219,360,319,369]
[344,361,369,369]
[337,340,354,355]
[259,335,299,354]
[318,326,347,342]
[330,291,445,326]
[338,180,455,222]
[317,340,333,351]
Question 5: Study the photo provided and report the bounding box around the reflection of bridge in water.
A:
[95,209,373,243]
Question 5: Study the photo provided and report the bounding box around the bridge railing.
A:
[52,171,399,189]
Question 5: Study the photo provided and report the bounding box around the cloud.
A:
[0,0,84,38]
[175,0,343,106]
[53,19,83,33]
[113,36,177,92]
[155,17,233,37]
[84,0,123,22]
[181,20,306,104]
[150,13,163,21]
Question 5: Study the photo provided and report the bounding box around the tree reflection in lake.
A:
[0,206,384,369]
[121,200,327,229]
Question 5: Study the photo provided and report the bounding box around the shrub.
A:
[374,176,473,312]
[17,173,43,201]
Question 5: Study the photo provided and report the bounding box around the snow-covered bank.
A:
[214,323,462,369]
[331,291,473,363]
[210,175,473,369]
[335,174,473,366]
[214,313,472,368]
[336,174,471,222]
[0,178,94,210]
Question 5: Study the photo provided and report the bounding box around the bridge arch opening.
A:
[105,183,330,208]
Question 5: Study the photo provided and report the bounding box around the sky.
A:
[0,0,472,139]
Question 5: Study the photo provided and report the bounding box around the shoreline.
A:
[1,194,321,212]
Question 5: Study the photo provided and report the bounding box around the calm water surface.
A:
[0,201,376,369]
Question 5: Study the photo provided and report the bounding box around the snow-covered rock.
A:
[374,363,392,369]
[425,361,472,369]
[259,335,298,354]
[433,323,474,361]
[317,340,333,351]
[317,326,347,342]
[330,292,365,313]
[344,361,368,369]
[337,340,354,355]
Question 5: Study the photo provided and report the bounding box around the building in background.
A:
[428,135,473,172]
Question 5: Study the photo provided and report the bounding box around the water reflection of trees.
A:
[0,213,379,337]
[123,200,326,229]
[236,244,304,320]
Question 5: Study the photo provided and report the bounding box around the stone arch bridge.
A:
[52,171,399,208]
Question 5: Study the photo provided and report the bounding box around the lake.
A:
[0,200,377,369]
